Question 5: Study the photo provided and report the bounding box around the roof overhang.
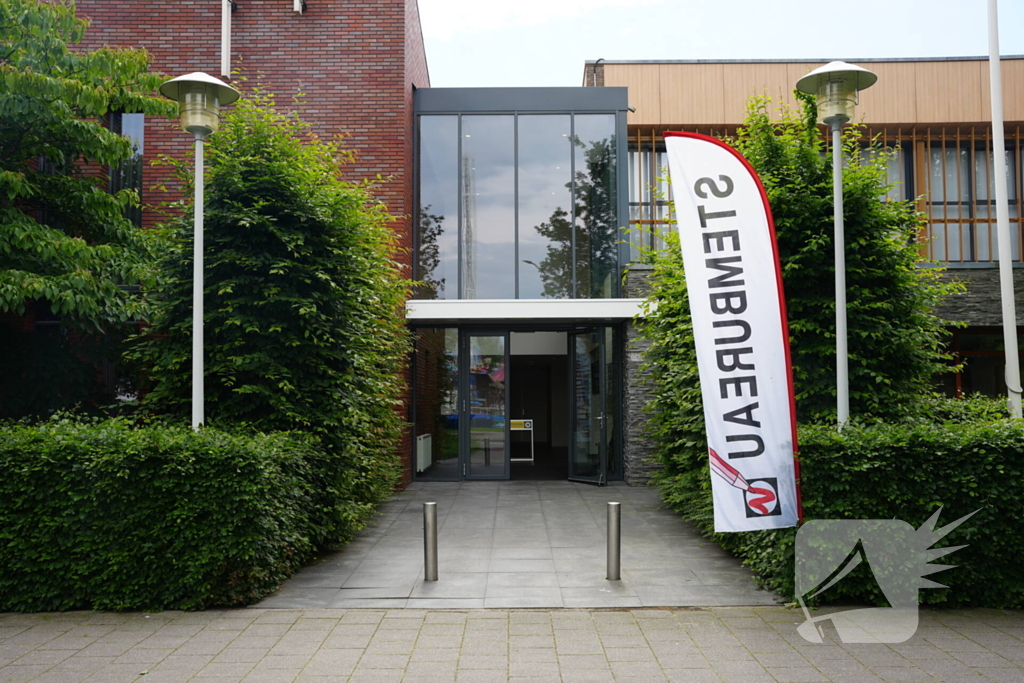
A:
[406,298,649,325]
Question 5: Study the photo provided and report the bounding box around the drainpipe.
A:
[592,58,604,87]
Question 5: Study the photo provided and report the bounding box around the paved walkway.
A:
[1,606,1021,682]
[256,481,777,610]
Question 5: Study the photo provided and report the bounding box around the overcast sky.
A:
[418,0,1024,88]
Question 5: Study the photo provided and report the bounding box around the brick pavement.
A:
[1,607,1021,682]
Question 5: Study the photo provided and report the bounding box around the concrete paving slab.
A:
[258,481,777,610]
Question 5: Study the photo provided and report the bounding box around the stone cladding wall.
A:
[622,265,660,485]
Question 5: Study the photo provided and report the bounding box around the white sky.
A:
[418,0,1024,88]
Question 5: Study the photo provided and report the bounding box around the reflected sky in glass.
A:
[418,116,459,299]
[462,115,515,299]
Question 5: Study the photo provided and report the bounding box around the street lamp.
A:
[797,61,878,430]
[159,72,240,430]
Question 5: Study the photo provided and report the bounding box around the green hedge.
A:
[0,418,330,612]
[655,418,1024,608]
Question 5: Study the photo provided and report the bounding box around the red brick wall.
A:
[398,0,431,484]
[76,0,429,485]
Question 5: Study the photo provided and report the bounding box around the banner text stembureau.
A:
[696,174,765,460]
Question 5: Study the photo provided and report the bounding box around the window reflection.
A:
[109,112,145,227]
[462,116,515,299]
[417,116,458,299]
[574,115,619,299]
[415,111,621,300]
[413,328,460,480]
[519,115,573,299]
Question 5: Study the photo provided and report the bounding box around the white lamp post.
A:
[797,61,878,429]
[159,72,240,430]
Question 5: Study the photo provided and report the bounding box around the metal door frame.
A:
[460,329,511,480]
[567,327,608,485]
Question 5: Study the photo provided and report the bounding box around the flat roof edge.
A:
[415,87,629,113]
[585,56,1024,65]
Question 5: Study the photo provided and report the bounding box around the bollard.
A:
[424,502,438,581]
[607,501,621,580]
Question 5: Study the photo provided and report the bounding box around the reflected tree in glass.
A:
[530,134,618,298]
[416,205,447,298]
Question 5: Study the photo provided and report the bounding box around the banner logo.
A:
[744,478,779,517]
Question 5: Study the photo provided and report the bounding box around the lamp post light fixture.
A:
[796,61,878,430]
[159,72,240,430]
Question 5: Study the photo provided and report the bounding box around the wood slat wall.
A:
[604,58,1024,127]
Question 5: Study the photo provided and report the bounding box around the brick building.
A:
[68,3,1024,486]
[75,0,430,481]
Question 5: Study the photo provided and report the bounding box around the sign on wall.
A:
[663,132,801,532]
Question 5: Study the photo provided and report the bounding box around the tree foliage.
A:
[132,86,411,541]
[0,0,174,329]
[643,94,959,436]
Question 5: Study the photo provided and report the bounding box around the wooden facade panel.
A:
[614,58,1024,128]
[604,64,661,126]
[997,59,1024,121]
[657,63,726,125]
[720,62,793,124]
[857,62,918,123]
[915,61,984,124]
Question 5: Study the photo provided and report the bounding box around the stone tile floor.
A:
[256,481,777,610]
[0,606,1021,682]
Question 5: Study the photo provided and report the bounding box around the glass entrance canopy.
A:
[415,88,629,301]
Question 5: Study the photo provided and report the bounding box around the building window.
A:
[413,328,460,480]
[627,130,677,262]
[924,141,1021,263]
[416,112,620,300]
[859,143,912,203]
[108,112,145,227]
[943,327,1024,398]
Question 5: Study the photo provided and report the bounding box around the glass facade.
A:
[412,325,621,482]
[413,328,460,480]
[518,115,573,299]
[416,110,622,299]
[462,116,516,299]
[416,116,459,299]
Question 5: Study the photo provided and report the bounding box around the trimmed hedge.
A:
[655,418,1024,608]
[0,418,329,612]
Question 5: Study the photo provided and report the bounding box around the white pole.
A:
[192,135,205,431]
[832,123,849,429]
[221,0,232,79]
[988,0,1023,418]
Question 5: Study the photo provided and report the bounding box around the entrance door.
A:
[463,332,509,479]
[569,328,612,484]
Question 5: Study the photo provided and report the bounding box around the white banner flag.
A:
[664,132,801,532]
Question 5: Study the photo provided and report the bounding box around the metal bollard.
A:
[424,502,438,581]
[607,502,621,580]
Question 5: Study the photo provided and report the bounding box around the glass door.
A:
[569,329,607,484]
[463,332,509,479]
